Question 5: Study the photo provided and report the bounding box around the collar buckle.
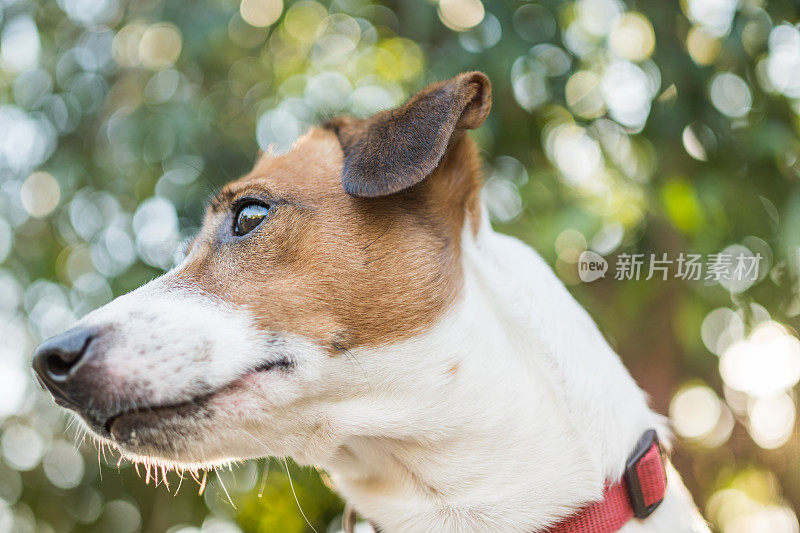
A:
[623,428,665,519]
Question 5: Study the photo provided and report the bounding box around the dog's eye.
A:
[233,203,270,236]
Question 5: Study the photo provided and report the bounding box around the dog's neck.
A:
[300,215,704,531]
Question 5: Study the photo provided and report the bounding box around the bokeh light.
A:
[708,485,799,533]
[720,321,800,398]
[608,13,655,61]
[763,24,800,98]
[670,384,722,440]
[684,0,738,37]
[709,72,752,119]
[20,171,60,218]
[438,0,485,31]
[139,23,182,70]
[686,26,721,65]
[0,16,41,73]
[240,0,284,28]
[747,394,796,449]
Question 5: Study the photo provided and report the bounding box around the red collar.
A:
[545,429,667,533]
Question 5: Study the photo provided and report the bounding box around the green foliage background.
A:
[1,0,799,531]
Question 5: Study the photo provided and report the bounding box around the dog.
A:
[32,72,709,532]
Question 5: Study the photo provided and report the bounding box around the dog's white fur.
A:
[71,208,709,532]
[314,214,709,532]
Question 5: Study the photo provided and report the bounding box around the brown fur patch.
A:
[173,74,490,350]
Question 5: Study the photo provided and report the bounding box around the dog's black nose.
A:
[32,327,95,402]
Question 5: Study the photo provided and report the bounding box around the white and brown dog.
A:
[33,73,709,532]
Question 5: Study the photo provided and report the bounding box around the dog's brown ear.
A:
[326,71,491,198]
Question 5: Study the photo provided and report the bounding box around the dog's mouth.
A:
[101,357,293,441]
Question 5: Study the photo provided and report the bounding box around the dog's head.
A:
[31,72,491,468]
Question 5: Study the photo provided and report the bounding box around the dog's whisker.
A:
[100,440,109,464]
[174,469,185,496]
[362,220,394,251]
[214,468,236,510]
[258,457,270,498]
[283,458,318,533]
[183,160,222,204]
[198,470,208,496]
